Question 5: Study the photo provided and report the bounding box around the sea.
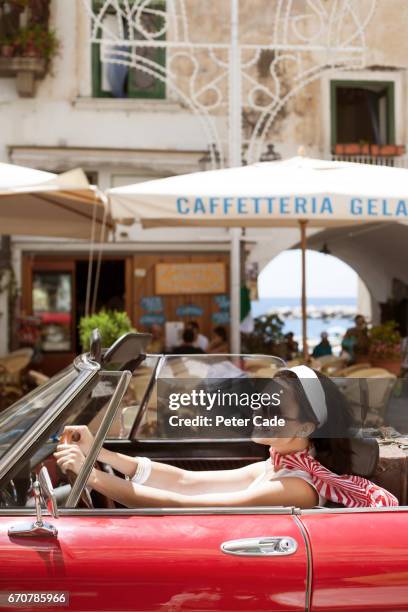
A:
[251,296,357,352]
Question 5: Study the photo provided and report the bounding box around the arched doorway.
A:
[254,248,371,354]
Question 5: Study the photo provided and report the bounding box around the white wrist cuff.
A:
[131,457,152,485]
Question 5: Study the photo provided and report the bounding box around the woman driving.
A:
[54,366,398,509]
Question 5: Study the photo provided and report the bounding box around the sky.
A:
[258,250,358,298]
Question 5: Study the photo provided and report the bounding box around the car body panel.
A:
[0,512,307,611]
[301,510,408,611]
[1,340,408,611]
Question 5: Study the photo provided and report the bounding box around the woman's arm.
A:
[95,444,264,494]
[55,444,317,508]
[87,468,318,509]
[56,433,265,495]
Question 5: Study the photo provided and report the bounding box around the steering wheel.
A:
[61,431,116,509]
[65,461,116,509]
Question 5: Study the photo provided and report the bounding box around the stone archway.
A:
[303,222,408,327]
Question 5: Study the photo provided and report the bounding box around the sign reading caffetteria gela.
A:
[175,196,408,219]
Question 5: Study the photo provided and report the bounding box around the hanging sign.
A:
[155,262,226,295]
[141,296,164,312]
[140,313,165,326]
[212,311,230,325]
[214,294,230,311]
[176,304,203,318]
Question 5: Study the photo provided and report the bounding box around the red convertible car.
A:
[0,332,407,611]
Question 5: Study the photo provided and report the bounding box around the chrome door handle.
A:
[221,536,298,556]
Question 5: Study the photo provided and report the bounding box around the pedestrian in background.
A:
[312,332,332,358]
[186,321,209,352]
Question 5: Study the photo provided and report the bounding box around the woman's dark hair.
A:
[214,325,227,341]
[273,369,354,474]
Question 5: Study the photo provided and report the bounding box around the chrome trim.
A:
[8,520,57,538]
[293,514,312,612]
[300,505,407,515]
[66,370,132,508]
[221,536,298,556]
[0,506,297,517]
[132,438,257,444]
[130,355,165,438]
[0,364,100,484]
[74,353,100,372]
[8,480,57,538]
[38,466,59,519]
[156,353,286,363]
[2,504,408,518]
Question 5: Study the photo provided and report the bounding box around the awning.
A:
[0,164,112,240]
[107,156,408,228]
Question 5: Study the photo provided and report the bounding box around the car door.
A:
[300,508,408,611]
[0,508,309,611]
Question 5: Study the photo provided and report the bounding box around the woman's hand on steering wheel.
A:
[61,425,94,456]
[54,443,89,476]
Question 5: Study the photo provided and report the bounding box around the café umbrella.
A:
[107,156,408,356]
[0,163,111,240]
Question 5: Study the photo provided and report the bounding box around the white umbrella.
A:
[108,157,408,355]
[0,163,112,240]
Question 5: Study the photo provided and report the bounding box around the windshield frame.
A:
[66,369,132,508]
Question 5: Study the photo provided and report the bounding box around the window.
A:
[91,1,166,99]
[331,80,395,146]
[32,271,73,352]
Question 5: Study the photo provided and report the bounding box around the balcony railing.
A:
[331,144,408,168]
[331,154,408,168]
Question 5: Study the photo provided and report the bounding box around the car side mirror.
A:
[8,466,58,538]
[38,466,59,519]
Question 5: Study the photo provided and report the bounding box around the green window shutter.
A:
[91,0,166,99]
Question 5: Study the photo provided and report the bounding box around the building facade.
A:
[1,0,408,369]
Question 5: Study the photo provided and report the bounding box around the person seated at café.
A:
[312,332,333,359]
[172,328,205,354]
[341,314,369,363]
[284,331,299,360]
[146,324,164,354]
[208,325,229,353]
[186,320,209,352]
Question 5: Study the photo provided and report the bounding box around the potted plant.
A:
[0,36,14,58]
[369,320,401,375]
[14,25,58,61]
[241,313,287,357]
[79,310,135,351]
[32,25,59,62]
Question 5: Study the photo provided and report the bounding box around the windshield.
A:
[134,354,285,439]
[0,366,77,461]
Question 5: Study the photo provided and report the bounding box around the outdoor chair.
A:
[320,355,348,375]
[342,368,397,428]
[334,362,372,377]
[0,348,33,385]
[0,348,34,410]
[28,369,49,387]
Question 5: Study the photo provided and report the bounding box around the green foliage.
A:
[79,310,135,351]
[369,320,401,360]
[242,313,286,356]
[14,24,59,61]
